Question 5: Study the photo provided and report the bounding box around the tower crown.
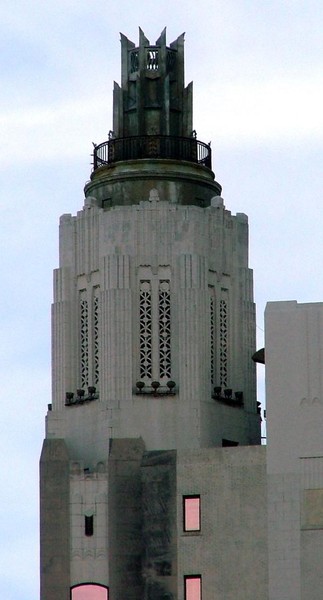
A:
[115,28,191,139]
[88,29,221,207]
[94,27,211,167]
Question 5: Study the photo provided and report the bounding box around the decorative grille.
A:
[219,298,228,387]
[80,293,89,388]
[159,280,171,379]
[139,281,152,379]
[130,50,139,73]
[210,294,215,385]
[147,49,158,70]
[93,290,99,385]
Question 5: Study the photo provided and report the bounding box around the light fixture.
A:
[234,391,243,404]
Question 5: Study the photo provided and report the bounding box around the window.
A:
[222,439,239,447]
[71,584,108,600]
[184,575,201,600]
[183,496,200,532]
[85,515,94,536]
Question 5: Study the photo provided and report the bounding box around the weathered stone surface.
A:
[108,438,146,600]
[177,446,268,600]
[41,28,261,600]
[141,450,177,600]
[40,439,70,600]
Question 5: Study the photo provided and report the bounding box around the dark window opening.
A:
[222,439,239,447]
[85,515,94,537]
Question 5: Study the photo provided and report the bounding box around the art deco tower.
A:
[40,29,260,600]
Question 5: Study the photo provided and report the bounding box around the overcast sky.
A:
[1,1,323,598]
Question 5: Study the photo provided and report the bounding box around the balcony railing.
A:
[93,135,212,170]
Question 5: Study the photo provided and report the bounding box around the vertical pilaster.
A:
[52,268,73,410]
[40,439,70,600]
[178,254,209,446]
[101,255,132,415]
[108,439,145,600]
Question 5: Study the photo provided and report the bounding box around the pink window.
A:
[71,584,108,600]
[183,495,201,531]
[185,575,201,600]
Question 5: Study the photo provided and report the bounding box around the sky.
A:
[1,1,323,598]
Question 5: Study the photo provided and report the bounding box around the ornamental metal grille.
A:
[80,294,89,388]
[93,290,99,385]
[139,281,152,379]
[147,49,158,70]
[219,298,228,387]
[210,294,215,385]
[159,280,171,379]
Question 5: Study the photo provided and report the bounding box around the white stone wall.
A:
[177,446,268,600]
[266,301,323,600]
[49,195,258,458]
[69,462,109,587]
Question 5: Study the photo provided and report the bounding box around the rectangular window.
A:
[85,515,94,536]
[183,495,200,532]
[184,575,201,600]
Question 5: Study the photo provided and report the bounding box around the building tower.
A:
[40,29,260,600]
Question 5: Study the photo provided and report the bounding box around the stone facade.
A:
[266,301,323,600]
[48,196,258,456]
[177,446,268,600]
[40,439,70,600]
[43,294,323,599]
[40,30,261,600]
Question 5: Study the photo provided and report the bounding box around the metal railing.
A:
[93,135,212,170]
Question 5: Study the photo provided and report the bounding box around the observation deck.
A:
[93,135,212,171]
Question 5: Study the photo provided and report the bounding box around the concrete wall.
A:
[266,301,323,600]
[40,439,70,600]
[108,438,146,600]
[141,450,177,600]
[49,195,259,456]
[69,460,109,588]
[177,446,268,600]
